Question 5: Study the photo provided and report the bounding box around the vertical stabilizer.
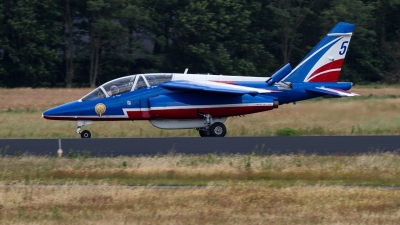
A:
[282,22,355,83]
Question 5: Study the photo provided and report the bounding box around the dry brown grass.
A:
[1,86,400,138]
[1,185,400,224]
[352,85,400,96]
[1,155,400,224]
[1,86,399,111]
[0,88,89,111]
[2,154,400,186]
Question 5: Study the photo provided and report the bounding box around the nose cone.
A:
[43,101,79,120]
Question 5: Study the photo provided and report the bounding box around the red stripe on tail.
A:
[308,59,344,82]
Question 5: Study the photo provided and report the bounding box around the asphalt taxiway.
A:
[0,136,399,156]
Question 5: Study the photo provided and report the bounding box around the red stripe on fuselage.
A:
[308,59,344,82]
[43,105,274,121]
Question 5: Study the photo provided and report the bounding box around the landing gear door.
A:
[140,99,151,119]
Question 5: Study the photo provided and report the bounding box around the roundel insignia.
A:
[95,103,106,117]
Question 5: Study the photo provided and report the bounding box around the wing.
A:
[306,87,359,97]
[161,80,277,96]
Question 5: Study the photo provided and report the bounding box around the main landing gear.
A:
[196,114,227,137]
[76,120,92,138]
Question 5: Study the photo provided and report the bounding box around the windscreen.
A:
[81,88,106,102]
[80,75,136,102]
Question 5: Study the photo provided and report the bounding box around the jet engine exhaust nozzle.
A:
[273,100,279,108]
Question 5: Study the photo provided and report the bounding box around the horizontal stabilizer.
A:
[162,80,276,96]
[306,87,359,97]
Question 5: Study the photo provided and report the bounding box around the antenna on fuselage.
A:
[184,68,188,74]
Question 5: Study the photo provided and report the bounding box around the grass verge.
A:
[2,154,400,224]
[2,154,400,187]
[1,186,400,224]
[1,87,400,138]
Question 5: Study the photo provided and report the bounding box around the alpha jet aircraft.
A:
[43,22,359,138]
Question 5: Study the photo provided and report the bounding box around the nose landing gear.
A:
[76,120,92,138]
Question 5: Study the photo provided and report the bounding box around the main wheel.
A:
[199,130,211,137]
[81,130,91,138]
[210,122,226,137]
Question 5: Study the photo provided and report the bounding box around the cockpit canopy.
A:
[81,74,173,102]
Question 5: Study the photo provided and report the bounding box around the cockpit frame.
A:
[80,73,173,102]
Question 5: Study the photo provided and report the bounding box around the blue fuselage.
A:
[43,81,352,121]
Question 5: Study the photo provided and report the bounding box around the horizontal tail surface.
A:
[306,87,359,97]
[282,22,355,83]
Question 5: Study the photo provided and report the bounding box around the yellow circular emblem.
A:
[95,103,106,116]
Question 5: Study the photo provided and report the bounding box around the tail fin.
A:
[282,22,355,83]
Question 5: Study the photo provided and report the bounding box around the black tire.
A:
[210,122,226,137]
[199,130,210,137]
[81,130,91,138]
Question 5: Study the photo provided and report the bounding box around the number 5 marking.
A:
[339,41,349,55]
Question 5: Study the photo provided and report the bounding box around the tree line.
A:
[0,0,399,88]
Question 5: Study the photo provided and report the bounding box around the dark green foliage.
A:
[81,150,91,158]
[275,126,328,136]
[66,149,91,158]
[0,0,62,87]
[67,149,78,158]
[0,0,399,87]
[275,127,301,136]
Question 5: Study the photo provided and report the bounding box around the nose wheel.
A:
[76,120,92,138]
[80,130,91,138]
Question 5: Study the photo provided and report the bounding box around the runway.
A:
[0,136,399,156]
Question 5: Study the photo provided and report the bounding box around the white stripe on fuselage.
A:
[173,80,272,93]
[172,74,269,82]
